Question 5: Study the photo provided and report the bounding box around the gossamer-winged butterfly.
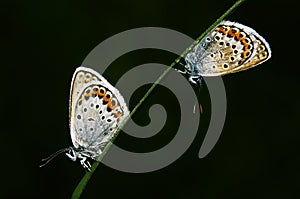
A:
[183,21,271,83]
[40,67,129,171]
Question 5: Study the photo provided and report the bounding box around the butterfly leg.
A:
[189,74,202,85]
[187,63,203,85]
[174,59,194,74]
[78,154,91,171]
[85,160,91,171]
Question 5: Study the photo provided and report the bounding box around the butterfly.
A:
[183,20,271,84]
[40,67,129,171]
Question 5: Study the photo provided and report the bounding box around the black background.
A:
[2,0,300,198]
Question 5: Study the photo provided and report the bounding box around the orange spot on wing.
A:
[103,96,111,103]
[236,33,242,41]
[108,102,115,110]
[242,51,249,59]
[114,112,122,118]
[241,38,248,45]
[113,112,122,122]
[216,27,228,34]
[239,37,251,59]
[94,90,105,97]
[228,29,245,43]
[228,28,236,37]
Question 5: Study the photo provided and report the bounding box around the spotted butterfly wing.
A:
[69,67,129,160]
[185,20,271,77]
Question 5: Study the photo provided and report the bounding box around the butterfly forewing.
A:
[69,67,129,159]
[185,20,271,77]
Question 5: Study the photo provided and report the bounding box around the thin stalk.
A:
[71,0,246,198]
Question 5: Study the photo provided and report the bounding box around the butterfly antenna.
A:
[39,148,70,168]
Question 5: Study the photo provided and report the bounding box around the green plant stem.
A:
[71,0,246,198]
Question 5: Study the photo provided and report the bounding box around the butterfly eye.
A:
[69,148,75,157]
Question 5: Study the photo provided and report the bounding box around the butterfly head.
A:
[65,147,77,161]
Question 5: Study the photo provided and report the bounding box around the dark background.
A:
[2,0,299,198]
